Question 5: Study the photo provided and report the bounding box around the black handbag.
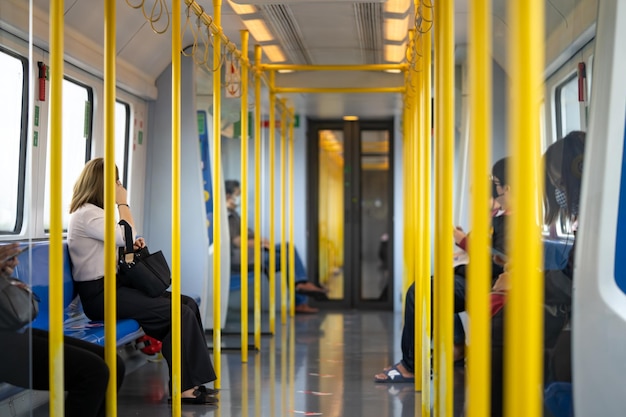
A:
[117,220,171,297]
[0,275,39,331]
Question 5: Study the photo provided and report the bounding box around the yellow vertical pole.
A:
[103,0,118,415]
[421,4,433,413]
[212,0,223,388]
[404,30,416,299]
[49,1,64,416]
[288,108,296,317]
[413,22,424,394]
[171,0,182,414]
[466,0,492,416]
[280,100,287,324]
[240,30,250,363]
[505,1,544,417]
[268,70,277,334]
[434,0,455,415]
[253,45,263,349]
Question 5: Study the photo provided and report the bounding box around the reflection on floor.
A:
[30,311,467,417]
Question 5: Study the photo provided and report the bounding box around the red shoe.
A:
[136,335,163,355]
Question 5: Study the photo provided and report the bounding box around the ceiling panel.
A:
[21,0,596,120]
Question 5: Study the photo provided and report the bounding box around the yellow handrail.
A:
[505,1,545,416]
[421,3,433,413]
[183,0,250,69]
[268,70,277,335]
[433,0,455,415]
[280,99,288,324]
[273,87,405,94]
[288,107,296,317]
[240,29,250,363]
[466,0,492,416]
[212,0,223,389]
[49,1,65,415]
[412,20,424,392]
[104,0,119,415]
[261,63,407,71]
[253,45,263,350]
[171,0,183,414]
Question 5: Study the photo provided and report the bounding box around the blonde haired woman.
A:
[68,158,217,404]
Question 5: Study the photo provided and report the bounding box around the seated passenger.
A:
[225,179,328,314]
[67,158,217,405]
[0,243,125,417]
[374,157,511,383]
[490,130,584,416]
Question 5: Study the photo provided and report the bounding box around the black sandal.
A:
[168,388,219,405]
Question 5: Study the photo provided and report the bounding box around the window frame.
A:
[43,76,94,233]
[64,75,95,162]
[554,71,578,141]
[116,100,131,187]
[0,46,29,234]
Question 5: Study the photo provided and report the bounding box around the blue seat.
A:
[0,241,144,401]
[12,241,143,346]
[543,239,574,270]
[545,382,574,417]
[0,241,144,403]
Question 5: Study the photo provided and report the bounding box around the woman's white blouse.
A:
[67,203,128,282]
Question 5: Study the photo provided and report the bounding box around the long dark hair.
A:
[543,131,586,225]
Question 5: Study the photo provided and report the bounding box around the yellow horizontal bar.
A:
[274,87,406,94]
[262,64,409,72]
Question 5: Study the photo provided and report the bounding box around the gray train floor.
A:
[27,310,471,416]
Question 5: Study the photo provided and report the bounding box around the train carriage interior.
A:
[0,0,625,415]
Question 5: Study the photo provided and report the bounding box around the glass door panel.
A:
[359,130,390,301]
[318,130,345,300]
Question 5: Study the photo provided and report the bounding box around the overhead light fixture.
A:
[384,0,410,14]
[243,19,274,42]
[262,45,286,62]
[343,116,359,121]
[385,15,410,42]
[384,44,406,63]
[278,69,294,73]
[385,69,402,73]
[227,0,256,15]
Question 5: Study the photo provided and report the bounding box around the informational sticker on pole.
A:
[225,58,241,98]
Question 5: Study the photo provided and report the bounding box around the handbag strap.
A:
[118,220,135,264]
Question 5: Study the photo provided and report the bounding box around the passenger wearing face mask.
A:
[489,131,584,417]
[224,180,328,314]
[375,157,512,384]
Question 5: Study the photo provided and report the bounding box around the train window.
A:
[555,73,581,140]
[115,101,131,187]
[0,49,27,234]
[0,49,28,233]
[43,78,93,231]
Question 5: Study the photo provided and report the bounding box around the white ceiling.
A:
[20,0,593,119]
